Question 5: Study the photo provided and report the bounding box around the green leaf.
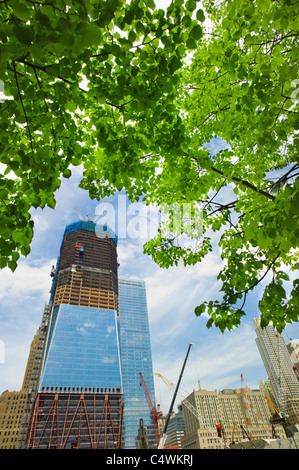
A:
[196,9,205,22]
[186,38,196,49]
[195,304,206,316]
[12,231,25,243]
[0,258,7,269]
[63,169,72,178]
[66,101,77,113]
[11,1,32,21]
[13,25,34,44]
[186,0,196,11]
[189,25,202,40]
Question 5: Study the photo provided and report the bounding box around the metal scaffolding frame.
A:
[26,392,123,449]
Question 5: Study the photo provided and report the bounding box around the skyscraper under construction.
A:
[17,220,156,449]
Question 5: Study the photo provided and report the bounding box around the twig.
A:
[13,60,34,155]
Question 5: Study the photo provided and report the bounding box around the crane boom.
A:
[156,372,230,448]
[139,372,162,448]
[158,343,193,449]
[155,373,173,389]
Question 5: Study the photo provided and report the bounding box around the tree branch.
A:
[13,61,34,155]
[210,165,276,200]
[225,251,282,304]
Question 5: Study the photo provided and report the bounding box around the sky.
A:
[0,160,298,417]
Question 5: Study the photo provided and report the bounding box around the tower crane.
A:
[75,208,84,221]
[139,372,162,448]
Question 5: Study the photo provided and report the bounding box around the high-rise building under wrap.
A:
[21,220,156,449]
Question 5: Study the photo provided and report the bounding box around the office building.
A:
[118,279,157,448]
[287,339,299,375]
[16,220,156,449]
[254,317,299,424]
[163,404,185,449]
[0,330,40,449]
[181,386,285,449]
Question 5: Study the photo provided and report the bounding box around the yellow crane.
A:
[231,421,241,445]
[155,373,173,389]
[265,395,284,423]
[264,394,292,438]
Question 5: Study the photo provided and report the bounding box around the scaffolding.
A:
[26,392,123,449]
[52,227,119,312]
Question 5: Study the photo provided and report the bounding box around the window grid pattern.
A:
[118,279,156,449]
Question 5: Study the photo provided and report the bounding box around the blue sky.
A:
[0,161,298,416]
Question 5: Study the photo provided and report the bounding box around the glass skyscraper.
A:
[22,220,157,449]
[254,317,299,421]
[118,279,157,448]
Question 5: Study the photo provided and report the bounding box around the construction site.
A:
[141,343,299,450]
[0,220,298,450]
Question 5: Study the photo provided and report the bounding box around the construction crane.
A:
[139,372,162,448]
[265,394,284,423]
[264,394,287,439]
[155,373,173,389]
[75,208,84,221]
[156,372,212,430]
[231,422,241,445]
[156,371,227,448]
[75,208,95,223]
[158,343,194,449]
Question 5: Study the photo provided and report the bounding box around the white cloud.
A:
[144,251,223,324]
[117,240,139,268]
[31,213,50,232]
[0,258,55,302]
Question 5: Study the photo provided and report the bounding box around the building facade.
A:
[0,330,40,449]
[15,220,156,449]
[254,317,299,424]
[118,279,157,448]
[163,405,186,449]
[181,386,285,449]
[287,339,299,375]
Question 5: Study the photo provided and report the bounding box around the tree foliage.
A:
[143,0,299,332]
[0,0,203,269]
[0,0,298,332]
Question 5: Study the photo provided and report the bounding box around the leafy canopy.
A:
[0,0,298,333]
[143,0,299,332]
[0,0,203,270]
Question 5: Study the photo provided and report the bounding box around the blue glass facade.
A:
[40,304,122,392]
[118,279,156,449]
[32,221,157,449]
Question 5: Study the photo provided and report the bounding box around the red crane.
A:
[139,372,162,448]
